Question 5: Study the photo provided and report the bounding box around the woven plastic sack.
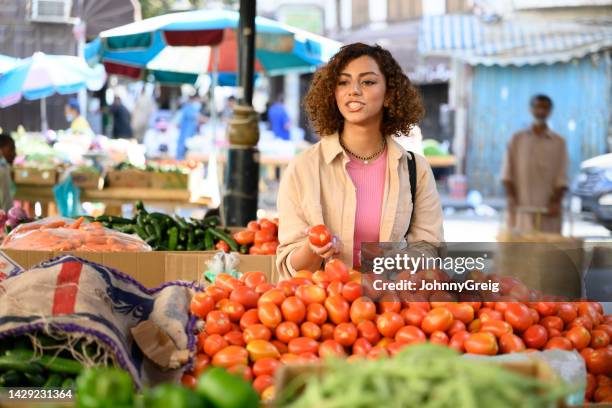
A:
[1,216,151,252]
[0,255,197,387]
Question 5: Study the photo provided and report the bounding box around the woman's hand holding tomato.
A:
[305,225,342,260]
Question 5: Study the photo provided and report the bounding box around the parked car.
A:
[572,153,612,231]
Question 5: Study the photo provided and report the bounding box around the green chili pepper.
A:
[208,228,238,252]
[203,215,221,228]
[8,349,82,375]
[44,373,63,388]
[168,227,179,251]
[0,370,23,387]
[175,216,190,230]
[204,230,214,250]
[135,200,146,214]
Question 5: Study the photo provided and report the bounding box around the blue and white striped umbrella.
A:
[0,55,20,75]
[0,52,106,108]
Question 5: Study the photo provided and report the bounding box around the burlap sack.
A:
[0,255,196,388]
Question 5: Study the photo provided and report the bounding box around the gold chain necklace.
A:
[340,137,386,164]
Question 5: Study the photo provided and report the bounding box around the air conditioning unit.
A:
[29,0,73,23]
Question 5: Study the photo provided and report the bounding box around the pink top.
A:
[346,148,387,267]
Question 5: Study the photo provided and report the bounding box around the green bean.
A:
[280,344,574,408]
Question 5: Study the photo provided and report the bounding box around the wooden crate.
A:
[13,167,57,186]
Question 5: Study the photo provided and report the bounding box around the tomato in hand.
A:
[308,224,332,247]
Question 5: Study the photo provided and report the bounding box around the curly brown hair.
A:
[304,43,424,137]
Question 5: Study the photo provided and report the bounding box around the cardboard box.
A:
[149,171,189,190]
[13,167,57,186]
[164,252,278,284]
[2,250,279,288]
[106,169,150,188]
[71,171,103,189]
[2,249,167,288]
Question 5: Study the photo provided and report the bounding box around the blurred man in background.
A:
[109,96,133,139]
[268,94,291,141]
[64,98,92,134]
[502,95,568,233]
[176,94,204,160]
[0,133,16,211]
[131,88,156,142]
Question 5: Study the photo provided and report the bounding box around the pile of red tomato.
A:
[232,219,279,255]
[185,258,612,403]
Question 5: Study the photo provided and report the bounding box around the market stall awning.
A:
[88,9,342,83]
[419,14,612,66]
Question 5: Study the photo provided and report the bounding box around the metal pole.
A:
[211,45,219,141]
[239,0,255,105]
[40,98,48,133]
[222,0,259,226]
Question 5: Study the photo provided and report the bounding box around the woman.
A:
[275,43,444,279]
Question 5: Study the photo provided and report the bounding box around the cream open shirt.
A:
[274,132,444,281]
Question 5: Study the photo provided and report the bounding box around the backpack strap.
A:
[406,151,417,233]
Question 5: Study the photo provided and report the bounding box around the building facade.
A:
[0,0,139,132]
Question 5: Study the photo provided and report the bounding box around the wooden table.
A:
[15,185,212,216]
[188,152,292,182]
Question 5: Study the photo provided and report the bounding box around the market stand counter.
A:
[14,186,212,217]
